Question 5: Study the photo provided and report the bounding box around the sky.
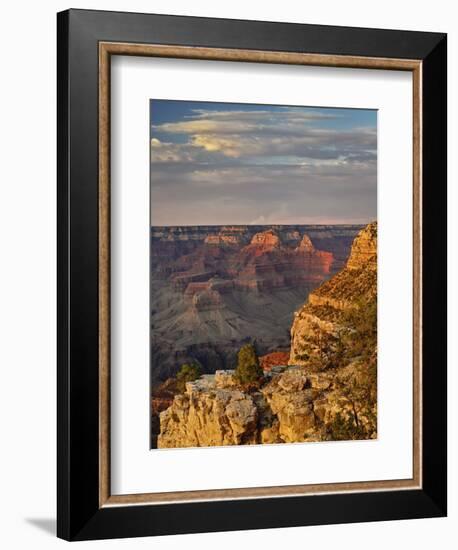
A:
[150,100,377,226]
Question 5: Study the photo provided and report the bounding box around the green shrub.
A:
[234,343,263,386]
[176,363,202,392]
[340,298,377,362]
[327,412,366,441]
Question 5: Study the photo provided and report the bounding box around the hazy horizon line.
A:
[150,221,372,228]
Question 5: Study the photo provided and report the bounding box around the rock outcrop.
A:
[346,221,377,270]
[296,234,314,252]
[289,222,377,367]
[248,229,281,249]
[158,373,259,448]
[158,362,375,448]
[157,368,312,448]
[204,234,241,246]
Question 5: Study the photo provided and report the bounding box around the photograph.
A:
[149,100,378,449]
[51,6,447,543]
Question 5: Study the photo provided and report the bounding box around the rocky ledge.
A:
[157,365,375,448]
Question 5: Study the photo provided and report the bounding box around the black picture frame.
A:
[57,8,447,541]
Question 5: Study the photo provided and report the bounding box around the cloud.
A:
[190,135,241,157]
[151,107,376,164]
[150,160,376,225]
[150,103,377,225]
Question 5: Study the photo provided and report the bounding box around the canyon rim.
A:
[150,100,377,448]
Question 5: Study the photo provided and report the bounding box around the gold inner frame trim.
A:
[98,41,422,507]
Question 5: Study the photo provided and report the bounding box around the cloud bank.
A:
[150,102,377,226]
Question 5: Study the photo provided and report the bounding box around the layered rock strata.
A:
[157,222,378,448]
[151,225,361,386]
[289,222,377,367]
[158,363,375,448]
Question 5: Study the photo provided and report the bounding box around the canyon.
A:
[151,224,361,385]
[156,222,377,448]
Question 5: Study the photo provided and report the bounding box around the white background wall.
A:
[0,1,455,548]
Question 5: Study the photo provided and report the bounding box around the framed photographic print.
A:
[57,9,447,541]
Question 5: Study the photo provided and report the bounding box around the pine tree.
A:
[234,343,263,386]
[176,363,202,392]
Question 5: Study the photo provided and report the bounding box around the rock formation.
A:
[158,373,259,448]
[296,234,314,252]
[151,377,180,447]
[158,362,375,448]
[150,224,361,387]
[157,222,378,448]
[289,221,377,366]
[248,229,281,248]
[346,221,377,270]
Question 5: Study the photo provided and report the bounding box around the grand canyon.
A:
[150,223,378,447]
